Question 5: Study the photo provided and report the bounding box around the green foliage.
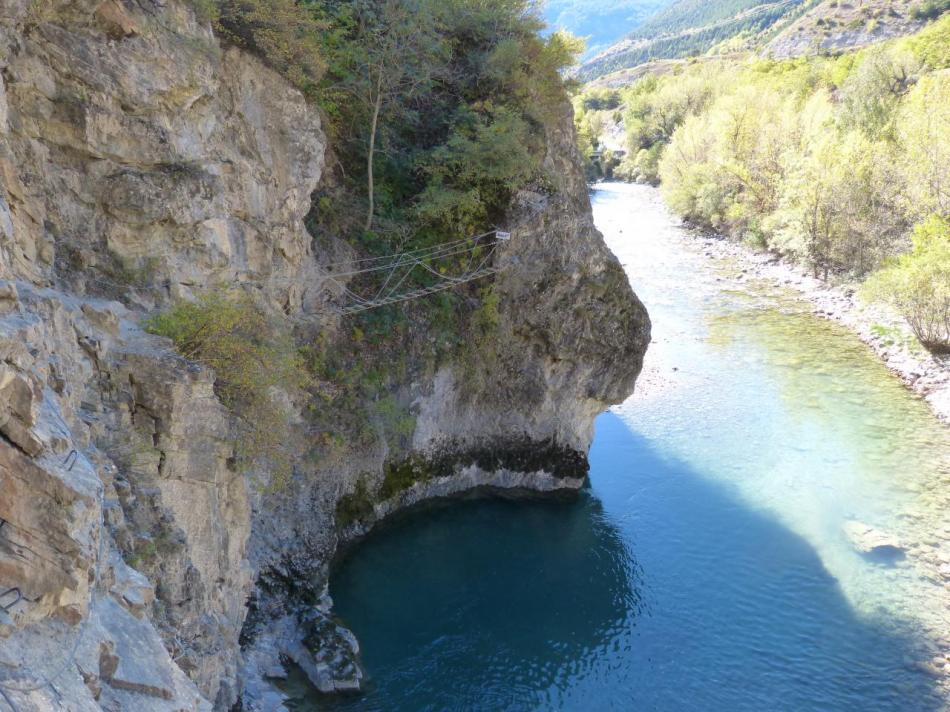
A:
[902,14,950,69]
[379,457,434,499]
[864,216,950,353]
[417,106,541,235]
[125,540,159,569]
[896,71,950,220]
[145,292,309,488]
[335,476,375,527]
[472,285,501,340]
[104,253,160,289]
[572,24,941,281]
[838,47,916,137]
[581,88,622,112]
[370,394,416,450]
[306,0,578,297]
[188,0,219,23]
[193,0,580,264]
[910,0,950,21]
[195,0,328,95]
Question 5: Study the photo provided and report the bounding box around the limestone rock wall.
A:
[0,0,326,311]
[0,0,322,707]
[414,100,648,457]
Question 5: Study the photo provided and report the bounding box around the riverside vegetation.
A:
[574,14,950,352]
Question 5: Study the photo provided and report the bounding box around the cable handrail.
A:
[320,230,499,270]
[319,226,517,316]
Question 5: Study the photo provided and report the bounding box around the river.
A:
[294,182,950,711]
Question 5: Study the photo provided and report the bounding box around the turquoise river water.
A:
[295,183,950,711]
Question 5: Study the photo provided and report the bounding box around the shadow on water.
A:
[292,412,943,712]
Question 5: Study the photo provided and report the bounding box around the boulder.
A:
[842,520,905,558]
[0,364,42,456]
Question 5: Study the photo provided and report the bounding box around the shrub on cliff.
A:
[189,0,327,95]
[145,293,310,486]
[864,216,950,354]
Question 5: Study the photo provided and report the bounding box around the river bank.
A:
[620,184,950,423]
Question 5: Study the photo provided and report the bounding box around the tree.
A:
[838,46,917,138]
[325,0,444,232]
[864,216,950,353]
[897,72,950,221]
[416,106,539,236]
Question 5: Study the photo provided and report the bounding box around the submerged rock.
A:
[842,520,906,560]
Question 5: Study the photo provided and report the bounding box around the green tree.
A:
[864,216,950,353]
[897,72,950,221]
[838,47,917,138]
[417,106,540,235]
[325,0,444,231]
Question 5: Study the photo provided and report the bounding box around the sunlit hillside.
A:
[576,0,949,80]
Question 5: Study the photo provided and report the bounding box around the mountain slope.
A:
[543,0,675,57]
[577,0,813,80]
[577,0,948,82]
[632,0,795,36]
[766,0,945,58]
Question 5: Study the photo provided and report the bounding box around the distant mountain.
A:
[629,0,792,38]
[575,0,943,82]
[576,0,814,80]
[542,0,676,58]
[766,0,946,58]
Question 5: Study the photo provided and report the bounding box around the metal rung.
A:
[0,588,22,612]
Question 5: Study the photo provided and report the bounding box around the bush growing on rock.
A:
[190,0,327,95]
[145,292,310,487]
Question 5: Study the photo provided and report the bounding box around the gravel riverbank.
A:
[692,232,950,424]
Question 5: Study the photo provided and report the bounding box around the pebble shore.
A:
[694,233,950,424]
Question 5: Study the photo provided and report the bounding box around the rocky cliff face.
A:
[0,1,649,710]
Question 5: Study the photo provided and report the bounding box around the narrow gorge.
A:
[0,2,650,710]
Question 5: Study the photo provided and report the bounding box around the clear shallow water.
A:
[296,183,950,711]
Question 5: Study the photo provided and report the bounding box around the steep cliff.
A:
[0,1,649,710]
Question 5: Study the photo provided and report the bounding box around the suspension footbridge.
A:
[320,228,512,316]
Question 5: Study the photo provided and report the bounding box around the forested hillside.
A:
[576,0,947,82]
[633,0,797,37]
[577,0,814,80]
[575,15,950,352]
